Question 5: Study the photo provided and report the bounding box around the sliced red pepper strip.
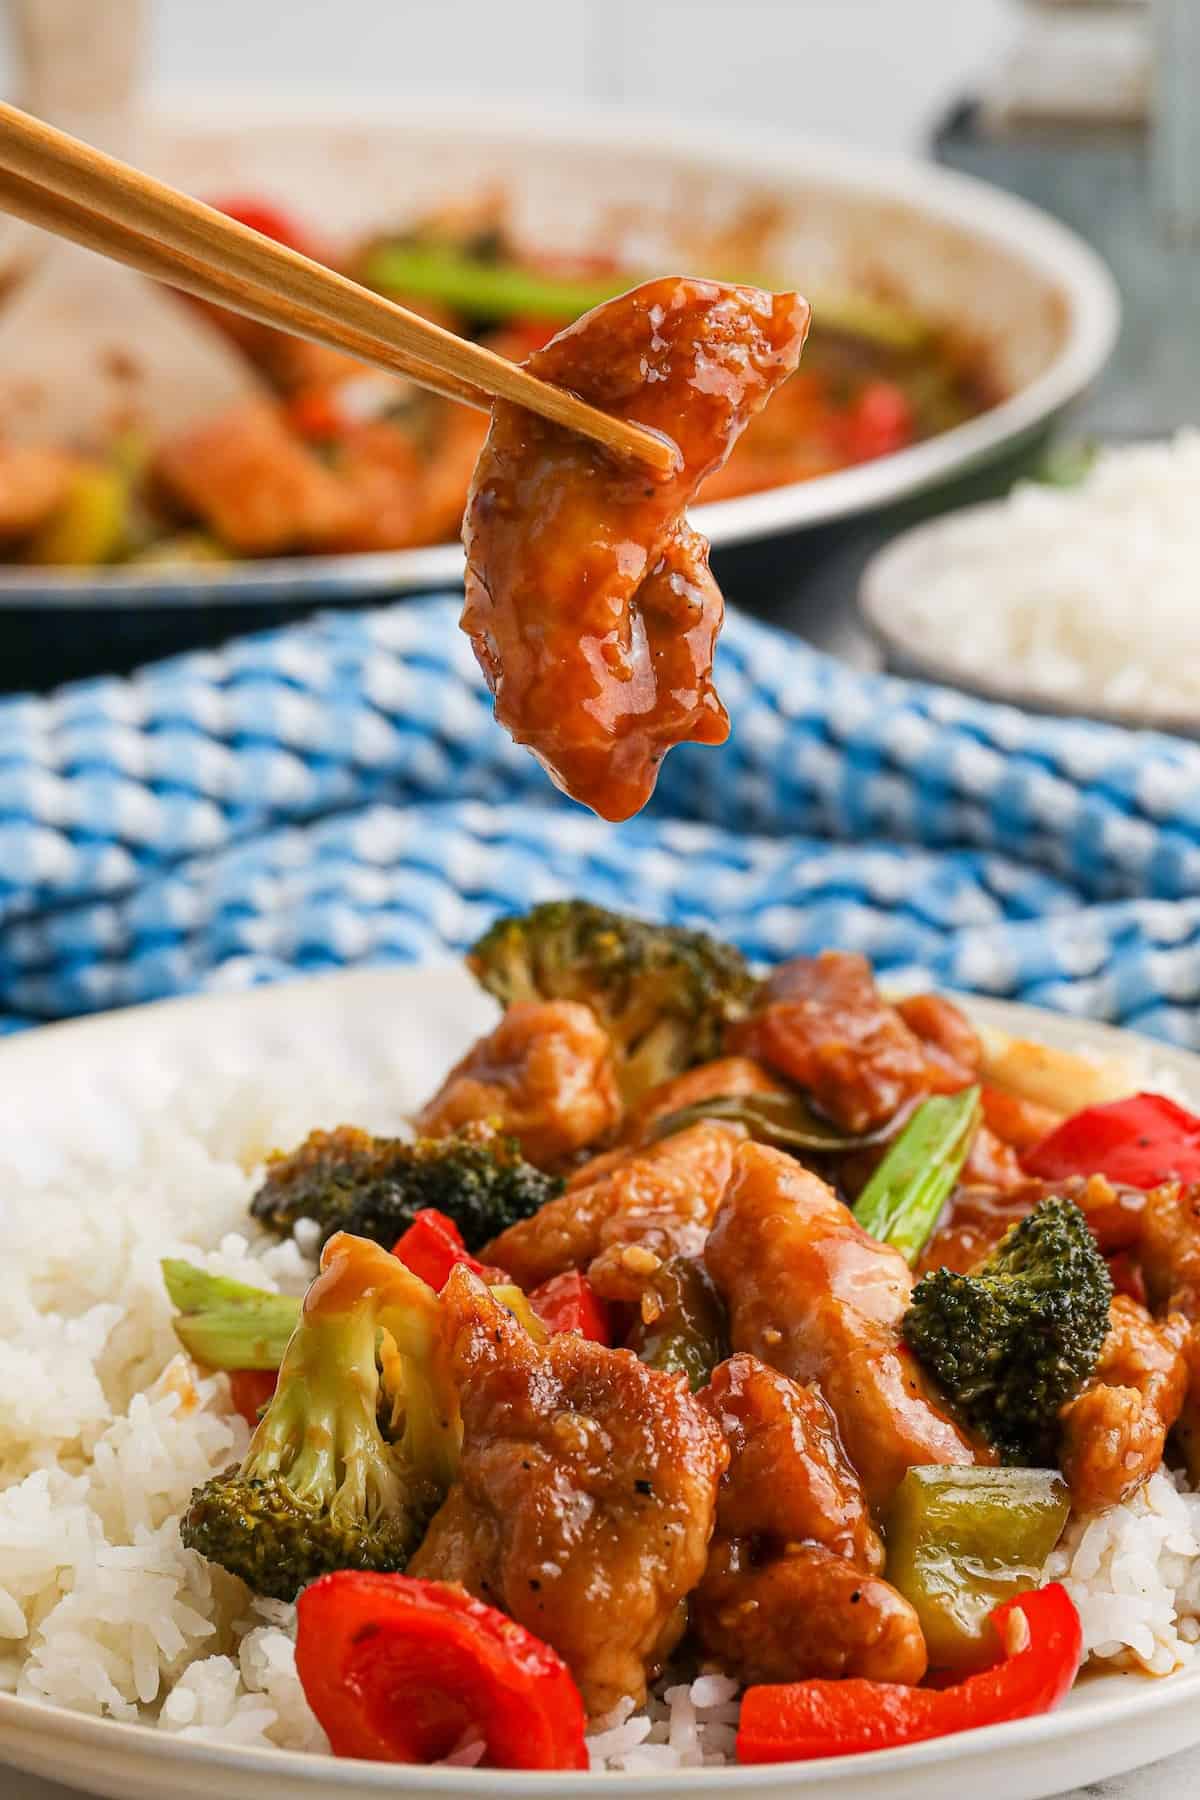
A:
[391,1209,496,1292]
[529,1269,612,1343]
[287,386,346,442]
[736,1583,1082,1764]
[210,196,319,256]
[295,1572,588,1769]
[837,379,914,463]
[1023,1093,1200,1189]
[227,1367,277,1430]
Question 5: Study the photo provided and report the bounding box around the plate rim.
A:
[2,962,1195,1795]
[0,94,1119,606]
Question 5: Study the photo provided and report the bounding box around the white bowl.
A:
[858,495,1200,735]
[0,96,1119,606]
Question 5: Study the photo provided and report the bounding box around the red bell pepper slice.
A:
[1023,1092,1200,1189]
[838,379,914,464]
[392,1209,496,1292]
[287,386,346,442]
[736,1583,1082,1764]
[210,197,319,257]
[529,1270,612,1343]
[295,1572,588,1769]
[227,1367,277,1430]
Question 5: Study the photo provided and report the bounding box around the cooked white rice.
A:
[876,430,1200,719]
[3,1042,1200,1769]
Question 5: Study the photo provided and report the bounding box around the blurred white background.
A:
[4,0,1014,154]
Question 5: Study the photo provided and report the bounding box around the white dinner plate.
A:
[1,963,1197,1800]
[0,95,1118,607]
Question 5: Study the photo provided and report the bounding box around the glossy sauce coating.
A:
[621,1055,787,1145]
[730,952,936,1135]
[414,999,621,1170]
[410,1268,726,1716]
[1059,1296,1189,1513]
[706,1142,983,1508]
[461,277,810,819]
[484,1118,741,1301]
[693,1355,926,1685]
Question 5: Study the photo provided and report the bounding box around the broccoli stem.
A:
[852,1085,981,1266]
[365,244,929,350]
[162,1259,300,1371]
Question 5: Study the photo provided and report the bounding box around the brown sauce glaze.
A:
[461,277,810,819]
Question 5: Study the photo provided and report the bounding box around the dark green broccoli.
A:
[903,1197,1113,1465]
[249,1119,562,1250]
[181,1233,459,1600]
[468,900,758,1103]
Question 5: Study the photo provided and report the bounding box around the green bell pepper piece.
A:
[627,1255,728,1391]
[886,1465,1071,1672]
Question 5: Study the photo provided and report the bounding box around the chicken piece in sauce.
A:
[693,1354,927,1685]
[620,1055,787,1146]
[729,952,934,1134]
[1059,1296,1189,1513]
[706,1142,982,1508]
[415,999,620,1170]
[409,1266,726,1716]
[155,399,359,555]
[484,1119,741,1302]
[895,992,982,1089]
[1131,1183,1200,1485]
[331,406,491,552]
[922,1172,1152,1279]
[919,1181,1044,1276]
[1137,1181,1200,1317]
[461,277,809,820]
[0,445,76,539]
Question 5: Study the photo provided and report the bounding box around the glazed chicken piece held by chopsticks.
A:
[408,1265,726,1717]
[461,277,810,820]
[706,1142,983,1509]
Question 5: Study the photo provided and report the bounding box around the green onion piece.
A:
[161,1259,300,1372]
[365,242,929,350]
[365,243,623,323]
[852,1085,981,1264]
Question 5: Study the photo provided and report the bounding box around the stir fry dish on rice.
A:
[10,902,1200,1770]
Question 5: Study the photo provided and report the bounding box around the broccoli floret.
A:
[903,1197,1113,1464]
[468,900,758,1102]
[249,1119,561,1250]
[181,1233,460,1600]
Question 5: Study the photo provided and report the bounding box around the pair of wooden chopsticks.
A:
[0,101,677,475]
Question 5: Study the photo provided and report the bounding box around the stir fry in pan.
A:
[0,199,998,567]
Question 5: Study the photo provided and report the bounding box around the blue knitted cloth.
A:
[2,594,1199,1041]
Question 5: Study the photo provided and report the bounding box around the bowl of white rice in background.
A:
[859,432,1200,734]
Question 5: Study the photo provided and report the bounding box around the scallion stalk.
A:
[852,1084,981,1265]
